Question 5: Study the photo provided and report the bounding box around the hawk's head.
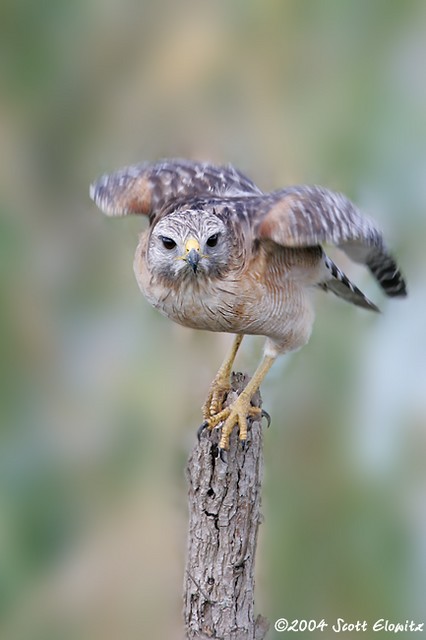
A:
[147,209,234,283]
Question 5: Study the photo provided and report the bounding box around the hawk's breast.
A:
[134,233,317,351]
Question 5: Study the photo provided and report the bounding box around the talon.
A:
[219,448,228,463]
[241,439,247,451]
[197,420,209,441]
[261,409,271,428]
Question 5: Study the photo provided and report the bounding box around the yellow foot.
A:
[202,374,231,420]
[198,391,271,455]
[201,335,244,420]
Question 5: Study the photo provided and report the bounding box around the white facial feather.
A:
[147,209,230,280]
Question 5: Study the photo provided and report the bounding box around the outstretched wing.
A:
[90,158,262,221]
[252,185,407,298]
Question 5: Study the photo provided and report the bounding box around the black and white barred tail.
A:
[367,251,407,298]
[320,256,380,312]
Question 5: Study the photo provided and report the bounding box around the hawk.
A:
[90,159,407,454]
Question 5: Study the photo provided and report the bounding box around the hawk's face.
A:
[147,209,232,283]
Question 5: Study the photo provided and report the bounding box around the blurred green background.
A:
[1,1,425,638]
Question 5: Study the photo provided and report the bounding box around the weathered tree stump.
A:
[183,373,269,640]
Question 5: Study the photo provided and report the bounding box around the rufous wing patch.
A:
[256,194,302,247]
[90,173,152,217]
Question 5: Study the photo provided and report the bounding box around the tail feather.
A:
[320,256,380,312]
[367,251,407,297]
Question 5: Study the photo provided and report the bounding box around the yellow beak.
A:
[185,237,200,254]
[184,237,201,273]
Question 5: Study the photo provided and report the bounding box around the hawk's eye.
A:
[160,236,177,250]
[206,233,219,247]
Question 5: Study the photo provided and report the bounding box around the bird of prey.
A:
[90,159,407,454]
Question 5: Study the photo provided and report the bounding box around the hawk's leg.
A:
[204,354,276,452]
[202,334,244,419]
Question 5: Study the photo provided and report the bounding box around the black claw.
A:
[261,409,271,428]
[197,420,209,442]
[241,439,247,451]
[219,448,228,463]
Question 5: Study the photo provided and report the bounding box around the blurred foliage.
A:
[1,0,426,638]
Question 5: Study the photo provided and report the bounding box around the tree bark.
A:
[183,372,269,640]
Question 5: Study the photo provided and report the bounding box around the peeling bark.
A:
[183,373,269,640]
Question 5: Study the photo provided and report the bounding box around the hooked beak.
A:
[184,237,201,273]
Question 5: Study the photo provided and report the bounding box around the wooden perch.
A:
[183,373,269,640]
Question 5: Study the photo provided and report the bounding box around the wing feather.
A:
[255,186,383,251]
[90,159,261,219]
[252,186,407,297]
